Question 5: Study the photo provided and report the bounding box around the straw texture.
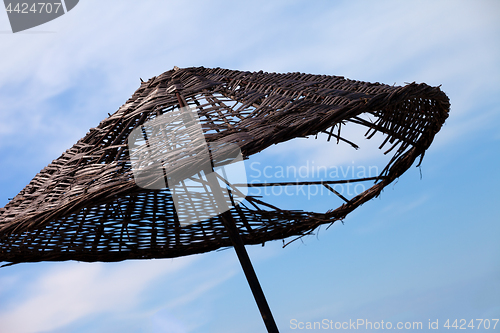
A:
[0,66,450,265]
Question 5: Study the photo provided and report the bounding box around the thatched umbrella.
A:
[0,66,449,332]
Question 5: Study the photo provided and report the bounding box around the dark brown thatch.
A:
[0,66,449,265]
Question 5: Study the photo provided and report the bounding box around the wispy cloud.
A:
[0,257,197,333]
[1,0,498,159]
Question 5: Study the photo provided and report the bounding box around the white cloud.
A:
[0,247,276,333]
[1,0,498,160]
[245,0,500,148]
[0,257,197,333]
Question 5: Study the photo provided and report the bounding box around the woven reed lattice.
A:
[0,66,449,264]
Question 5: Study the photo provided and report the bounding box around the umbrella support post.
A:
[175,93,279,332]
[221,211,280,333]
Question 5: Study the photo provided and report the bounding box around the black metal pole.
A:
[220,211,280,333]
[173,87,279,332]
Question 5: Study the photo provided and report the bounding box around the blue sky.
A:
[0,1,499,332]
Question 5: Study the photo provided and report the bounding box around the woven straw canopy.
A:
[0,66,449,265]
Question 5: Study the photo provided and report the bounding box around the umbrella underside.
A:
[0,66,449,264]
